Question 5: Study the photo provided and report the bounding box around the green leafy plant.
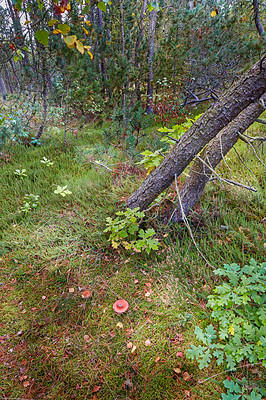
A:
[137,115,202,174]
[187,259,266,370]
[20,194,40,213]
[222,378,264,400]
[40,157,54,166]
[104,208,160,254]
[54,185,72,197]
[14,169,27,177]
[137,149,165,175]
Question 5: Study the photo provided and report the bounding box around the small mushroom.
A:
[113,299,129,314]
[81,290,92,298]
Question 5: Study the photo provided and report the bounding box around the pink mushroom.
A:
[113,299,129,314]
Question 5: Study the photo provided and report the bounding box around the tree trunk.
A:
[127,56,266,210]
[253,0,266,46]
[172,92,266,221]
[146,9,157,114]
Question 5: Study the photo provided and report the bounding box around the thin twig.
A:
[172,174,214,269]
[198,362,263,384]
[196,155,257,192]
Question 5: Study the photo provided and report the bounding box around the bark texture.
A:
[127,56,266,211]
[173,92,266,221]
[146,10,157,114]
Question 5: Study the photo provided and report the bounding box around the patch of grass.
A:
[0,119,265,399]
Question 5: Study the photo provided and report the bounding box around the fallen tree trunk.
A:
[172,92,266,222]
[127,56,266,211]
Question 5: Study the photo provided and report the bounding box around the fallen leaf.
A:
[84,335,90,341]
[183,372,190,381]
[174,367,181,374]
[69,288,75,293]
[22,381,30,388]
[131,345,137,353]
[176,351,184,358]
[127,342,133,349]
[145,339,151,346]
[134,279,139,284]
[92,385,101,393]
[116,322,123,329]
[184,390,191,397]
[155,356,160,363]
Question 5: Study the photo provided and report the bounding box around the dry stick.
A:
[198,362,263,384]
[195,155,257,192]
[172,174,214,269]
[238,133,266,169]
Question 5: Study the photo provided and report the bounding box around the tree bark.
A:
[253,0,266,46]
[127,56,266,210]
[146,9,157,114]
[172,92,266,221]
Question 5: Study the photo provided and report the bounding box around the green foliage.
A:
[0,109,30,149]
[14,168,27,177]
[20,194,40,213]
[104,207,160,254]
[40,157,54,166]
[187,259,266,370]
[137,115,202,173]
[159,114,202,144]
[222,378,264,400]
[137,149,164,174]
[54,185,72,197]
[35,29,49,46]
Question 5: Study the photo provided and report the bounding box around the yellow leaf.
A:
[228,324,234,335]
[112,240,119,249]
[66,3,71,10]
[53,29,61,34]
[64,35,77,47]
[82,26,89,35]
[76,40,85,54]
[85,20,91,25]
[174,367,181,374]
[211,10,217,17]
[122,241,131,249]
[116,322,123,329]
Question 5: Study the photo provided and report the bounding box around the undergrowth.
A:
[0,119,265,399]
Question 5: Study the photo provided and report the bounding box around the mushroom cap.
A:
[81,290,92,298]
[113,299,129,314]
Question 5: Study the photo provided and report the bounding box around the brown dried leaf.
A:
[183,372,190,381]
[92,385,101,393]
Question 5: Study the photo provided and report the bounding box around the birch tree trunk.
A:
[127,56,266,210]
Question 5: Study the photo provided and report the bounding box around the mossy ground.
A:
[0,118,265,399]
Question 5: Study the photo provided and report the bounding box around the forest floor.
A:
[0,117,265,399]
